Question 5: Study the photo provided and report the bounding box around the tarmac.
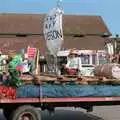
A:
[1,105,120,120]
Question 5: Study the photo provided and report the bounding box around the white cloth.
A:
[22,60,30,73]
[0,56,6,73]
[65,57,82,70]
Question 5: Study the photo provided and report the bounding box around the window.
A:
[81,55,90,65]
[98,54,108,65]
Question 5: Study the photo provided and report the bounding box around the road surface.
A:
[0,106,120,120]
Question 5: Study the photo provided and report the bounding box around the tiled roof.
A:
[0,13,111,55]
[0,13,111,35]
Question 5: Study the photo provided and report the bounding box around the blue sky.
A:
[0,0,120,36]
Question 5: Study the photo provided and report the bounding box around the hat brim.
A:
[69,52,78,55]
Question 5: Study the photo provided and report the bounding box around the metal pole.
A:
[56,0,63,10]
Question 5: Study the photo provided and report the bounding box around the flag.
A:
[105,43,114,55]
[27,46,37,60]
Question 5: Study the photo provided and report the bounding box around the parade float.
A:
[1,1,120,120]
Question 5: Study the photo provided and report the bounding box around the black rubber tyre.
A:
[10,105,41,120]
[3,108,13,120]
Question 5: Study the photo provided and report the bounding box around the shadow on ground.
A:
[0,108,104,120]
[41,109,104,120]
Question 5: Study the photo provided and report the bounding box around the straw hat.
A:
[8,51,17,59]
[69,48,78,55]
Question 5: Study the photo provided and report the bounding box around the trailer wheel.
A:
[10,105,41,120]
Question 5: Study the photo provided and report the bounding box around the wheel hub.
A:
[19,112,34,120]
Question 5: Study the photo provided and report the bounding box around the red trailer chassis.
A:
[0,97,120,103]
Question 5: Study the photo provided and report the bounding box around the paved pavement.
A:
[91,105,120,120]
[1,106,120,120]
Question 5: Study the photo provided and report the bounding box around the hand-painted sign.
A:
[44,7,63,56]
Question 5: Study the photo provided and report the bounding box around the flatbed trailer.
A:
[1,97,120,120]
[1,73,120,120]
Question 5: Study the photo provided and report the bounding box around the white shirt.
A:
[65,57,82,70]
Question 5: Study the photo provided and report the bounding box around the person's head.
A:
[24,53,28,60]
[68,49,78,58]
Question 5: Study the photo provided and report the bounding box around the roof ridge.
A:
[0,13,101,17]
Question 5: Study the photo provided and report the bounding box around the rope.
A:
[39,84,43,107]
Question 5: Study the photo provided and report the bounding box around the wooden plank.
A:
[21,74,120,85]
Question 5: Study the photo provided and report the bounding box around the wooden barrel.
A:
[95,64,120,79]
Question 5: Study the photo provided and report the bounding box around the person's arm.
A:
[78,57,82,70]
